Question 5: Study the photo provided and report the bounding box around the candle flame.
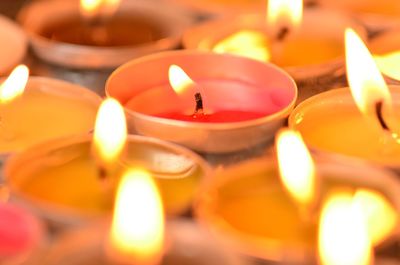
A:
[168,65,196,96]
[276,129,316,207]
[108,169,164,265]
[212,30,271,62]
[80,0,120,20]
[0,65,29,104]
[375,52,400,82]
[345,28,392,116]
[354,189,397,246]
[318,192,372,265]
[267,0,303,33]
[93,98,127,167]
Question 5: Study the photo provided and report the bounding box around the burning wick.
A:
[276,26,290,41]
[193,92,204,116]
[375,101,390,131]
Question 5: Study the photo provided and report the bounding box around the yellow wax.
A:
[213,30,343,67]
[0,87,98,153]
[290,89,400,165]
[12,138,205,217]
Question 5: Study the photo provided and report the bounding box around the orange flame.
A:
[276,129,316,207]
[80,0,120,20]
[0,65,29,104]
[345,28,391,116]
[108,169,164,265]
[267,0,303,33]
[93,98,127,167]
[318,192,372,265]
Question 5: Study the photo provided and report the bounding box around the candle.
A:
[183,0,366,97]
[0,203,44,264]
[19,0,193,68]
[195,129,400,263]
[0,65,100,155]
[289,29,400,167]
[106,50,297,153]
[0,15,27,75]
[40,169,247,265]
[5,99,210,229]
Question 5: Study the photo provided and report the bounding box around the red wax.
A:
[0,204,41,257]
[156,110,268,123]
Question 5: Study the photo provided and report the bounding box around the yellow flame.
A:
[168,65,196,96]
[80,0,120,19]
[108,169,164,265]
[0,65,29,104]
[354,189,397,246]
[267,0,303,31]
[213,30,271,62]
[276,129,316,206]
[318,192,372,265]
[93,98,127,167]
[375,52,400,82]
[345,28,392,116]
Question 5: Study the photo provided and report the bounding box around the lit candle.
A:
[0,65,100,155]
[5,99,210,228]
[195,128,400,263]
[106,51,297,153]
[183,0,365,86]
[19,0,193,68]
[289,28,400,167]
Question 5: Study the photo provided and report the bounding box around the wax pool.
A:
[7,136,207,223]
[289,88,400,166]
[0,80,99,153]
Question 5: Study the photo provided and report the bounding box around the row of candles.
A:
[1,0,400,264]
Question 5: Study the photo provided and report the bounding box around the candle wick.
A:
[276,27,290,42]
[98,166,108,180]
[193,92,204,116]
[375,101,390,131]
[305,0,319,8]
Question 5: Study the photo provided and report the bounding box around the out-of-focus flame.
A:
[93,98,127,167]
[80,0,120,20]
[354,189,397,246]
[318,192,372,265]
[267,0,303,32]
[0,65,29,104]
[276,129,316,207]
[375,52,400,82]
[108,169,164,265]
[213,30,271,62]
[168,65,196,96]
[345,28,392,116]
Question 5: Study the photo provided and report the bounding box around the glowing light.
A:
[0,65,29,104]
[80,0,120,19]
[267,0,303,31]
[168,65,196,96]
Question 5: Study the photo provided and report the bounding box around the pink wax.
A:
[156,110,269,122]
[0,203,42,257]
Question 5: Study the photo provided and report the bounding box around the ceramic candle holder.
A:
[288,86,400,172]
[183,9,365,101]
[0,15,27,75]
[4,135,210,230]
[194,154,400,264]
[371,29,400,85]
[18,0,194,69]
[106,50,297,154]
[0,76,101,160]
[39,220,248,265]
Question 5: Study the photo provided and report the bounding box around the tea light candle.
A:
[0,203,44,264]
[106,50,297,153]
[19,0,193,68]
[0,65,100,157]
[195,130,400,264]
[39,170,246,265]
[4,99,210,229]
[183,1,366,98]
[289,29,400,168]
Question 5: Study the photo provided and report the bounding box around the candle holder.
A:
[106,50,297,154]
[182,9,366,101]
[0,15,27,75]
[194,153,400,264]
[288,86,400,171]
[18,0,194,69]
[38,219,248,265]
[4,135,210,230]
[0,76,101,160]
